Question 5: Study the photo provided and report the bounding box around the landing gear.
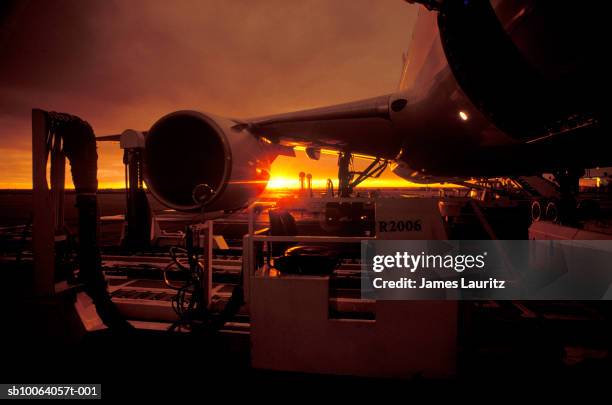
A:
[527,169,594,225]
[337,150,389,198]
[545,201,559,223]
[553,168,584,226]
[337,152,353,197]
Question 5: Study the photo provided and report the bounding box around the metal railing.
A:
[242,201,374,305]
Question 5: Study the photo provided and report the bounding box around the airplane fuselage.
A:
[390,0,608,180]
[137,0,609,212]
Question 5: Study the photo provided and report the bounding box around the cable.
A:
[163,242,209,332]
[163,235,245,333]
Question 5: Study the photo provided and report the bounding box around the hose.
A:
[48,111,132,331]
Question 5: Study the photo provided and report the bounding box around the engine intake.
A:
[144,110,271,213]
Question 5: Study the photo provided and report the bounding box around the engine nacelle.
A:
[143,110,272,212]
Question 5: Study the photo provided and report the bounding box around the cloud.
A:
[0,0,417,187]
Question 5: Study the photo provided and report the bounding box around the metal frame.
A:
[191,221,214,307]
[242,201,374,305]
[32,109,60,296]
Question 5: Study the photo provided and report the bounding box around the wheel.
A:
[531,200,542,222]
[545,201,558,222]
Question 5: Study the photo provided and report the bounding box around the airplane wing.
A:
[233,94,402,159]
[98,94,402,160]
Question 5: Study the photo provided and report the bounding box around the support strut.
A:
[337,151,389,197]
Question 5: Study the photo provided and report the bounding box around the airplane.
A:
[99,0,609,214]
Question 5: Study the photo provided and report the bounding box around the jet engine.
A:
[143,110,273,213]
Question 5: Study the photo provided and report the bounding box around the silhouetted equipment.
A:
[305,147,321,160]
[164,227,207,331]
[337,152,353,197]
[273,245,340,276]
[323,201,375,236]
[337,151,388,198]
[120,130,151,251]
[326,178,334,197]
[552,168,585,226]
[306,173,313,197]
[350,158,388,189]
[192,183,215,205]
[299,171,305,192]
[32,109,131,331]
[268,209,297,257]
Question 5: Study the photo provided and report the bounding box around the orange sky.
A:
[10,143,426,190]
[0,141,435,189]
[0,0,420,189]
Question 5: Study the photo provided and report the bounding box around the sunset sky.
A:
[0,0,419,189]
